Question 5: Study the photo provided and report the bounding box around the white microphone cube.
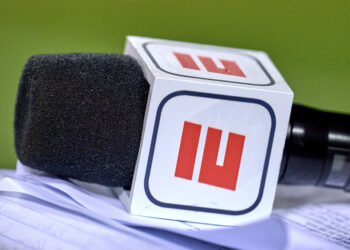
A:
[117,36,293,226]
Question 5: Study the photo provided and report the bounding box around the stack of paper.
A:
[0,162,348,249]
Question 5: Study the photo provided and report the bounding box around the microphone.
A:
[13,36,349,225]
[15,53,350,191]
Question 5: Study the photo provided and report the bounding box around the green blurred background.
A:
[0,1,349,169]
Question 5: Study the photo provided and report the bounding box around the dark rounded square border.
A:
[143,42,275,86]
[144,91,276,215]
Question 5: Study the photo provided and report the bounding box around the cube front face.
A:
[146,91,275,214]
[124,36,293,225]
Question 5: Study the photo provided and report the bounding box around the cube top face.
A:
[145,43,273,86]
[123,36,293,225]
[125,36,292,92]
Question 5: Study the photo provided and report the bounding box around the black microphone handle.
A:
[279,104,350,191]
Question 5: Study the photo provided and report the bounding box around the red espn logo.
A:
[173,52,246,78]
[175,121,245,191]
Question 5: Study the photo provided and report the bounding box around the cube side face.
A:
[124,36,293,225]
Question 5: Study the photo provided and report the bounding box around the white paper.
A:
[273,185,350,249]
[0,180,221,249]
[0,164,349,250]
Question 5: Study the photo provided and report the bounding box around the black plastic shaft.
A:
[279,104,350,191]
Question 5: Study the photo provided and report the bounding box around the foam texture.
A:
[15,54,149,186]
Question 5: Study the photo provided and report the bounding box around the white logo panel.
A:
[146,93,273,212]
[145,43,273,85]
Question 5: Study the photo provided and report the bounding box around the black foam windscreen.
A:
[15,53,149,186]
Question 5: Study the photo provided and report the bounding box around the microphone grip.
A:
[279,104,350,191]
